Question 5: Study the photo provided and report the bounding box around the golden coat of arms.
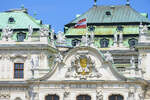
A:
[65,54,102,79]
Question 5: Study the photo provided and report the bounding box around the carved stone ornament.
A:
[28,25,33,37]
[39,27,49,37]
[96,87,103,100]
[65,54,102,80]
[128,87,135,100]
[2,26,13,41]
[56,31,66,44]
[104,51,114,63]
[64,87,70,97]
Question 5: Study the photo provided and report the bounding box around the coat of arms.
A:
[65,54,102,79]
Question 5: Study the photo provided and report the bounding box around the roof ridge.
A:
[24,13,42,28]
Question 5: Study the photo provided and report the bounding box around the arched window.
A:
[17,32,26,42]
[77,95,91,100]
[100,38,109,48]
[128,38,138,48]
[72,39,81,46]
[45,94,59,100]
[109,94,124,100]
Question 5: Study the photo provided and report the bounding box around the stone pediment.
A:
[39,46,126,81]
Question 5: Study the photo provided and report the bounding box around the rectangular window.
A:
[14,63,24,79]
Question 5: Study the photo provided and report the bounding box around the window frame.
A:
[100,38,109,48]
[76,95,91,100]
[14,63,24,79]
[109,94,124,100]
[17,32,26,42]
[45,94,59,100]
[128,38,138,48]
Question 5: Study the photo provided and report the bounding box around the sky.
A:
[0,0,150,32]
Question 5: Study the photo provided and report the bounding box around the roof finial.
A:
[94,0,97,6]
[126,0,130,6]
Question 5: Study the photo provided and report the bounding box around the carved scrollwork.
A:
[65,54,102,80]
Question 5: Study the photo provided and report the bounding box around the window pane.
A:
[45,95,59,100]
[14,63,24,79]
[77,95,91,100]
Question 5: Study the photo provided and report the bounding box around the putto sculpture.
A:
[2,26,13,41]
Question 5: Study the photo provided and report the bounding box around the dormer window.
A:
[8,17,15,24]
[17,32,26,42]
[128,38,138,48]
[100,38,109,48]
[106,11,111,16]
[72,39,81,46]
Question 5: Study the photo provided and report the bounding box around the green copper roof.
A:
[0,9,43,29]
[67,5,150,25]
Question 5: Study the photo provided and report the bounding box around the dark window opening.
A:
[106,11,111,16]
[109,94,124,100]
[8,17,15,23]
[72,39,81,47]
[117,26,124,32]
[17,32,26,42]
[88,26,95,32]
[128,38,138,48]
[45,94,59,100]
[14,63,24,79]
[100,38,109,48]
[77,95,91,100]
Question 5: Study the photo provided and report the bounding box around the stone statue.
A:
[128,87,135,100]
[138,90,144,100]
[31,55,39,68]
[104,51,114,63]
[119,32,123,43]
[28,25,33,37]
[51,29,54,40]
[55,52,63,63]
[2,26,13,41]
[130,56,135,68]
[139,23,148,35]
[81,33,89,46]
[39,27,49,37]
[114,32,118,43]
[56,31,66,44]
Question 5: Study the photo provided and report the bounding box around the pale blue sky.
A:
[0,0,150,32]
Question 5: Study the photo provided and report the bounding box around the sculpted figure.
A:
[31,55,39,68]
[2,26,13,41]
[128,87,135,100]
[130,56,135,68]
[39,27,49,37]
[28,25,33,37]
[56,31,66,44]
[55,52,63,63]
[104,51,113,63]
[139,23,148,35]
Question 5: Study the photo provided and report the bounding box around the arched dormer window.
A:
[17,32,26,42]
[128,38,138,48]
[77,95,91,100]
[109,94,124,100]
[100,38,109,48]
[72,39,81,47]
[45,94,59,100]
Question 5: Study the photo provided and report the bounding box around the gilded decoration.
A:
[65,53,102,79]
